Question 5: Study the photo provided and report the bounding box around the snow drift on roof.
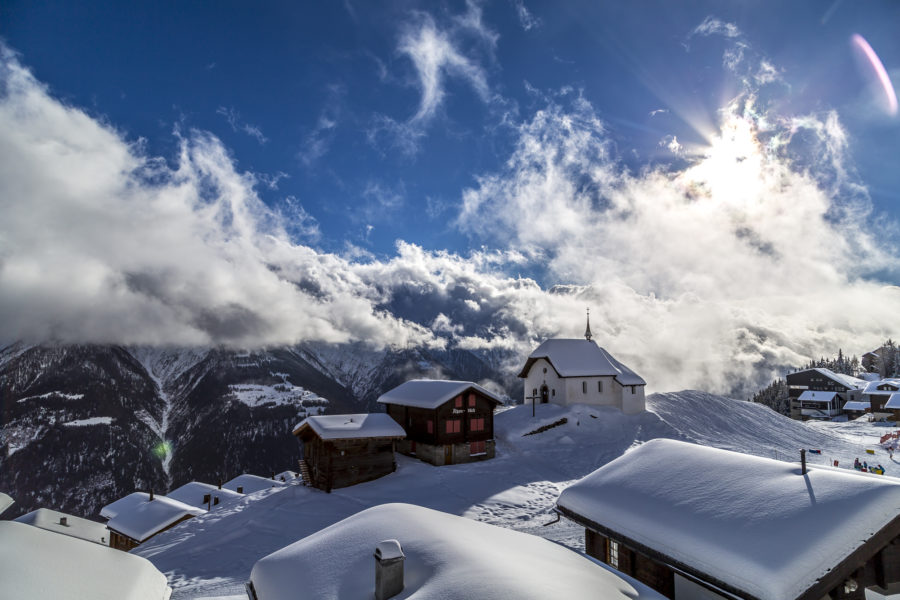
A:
[250,503,664,600]
[293,413,406,440]
[797,390,838,402]
[376,379,503,409]
[864,380,900,394]
[883,393,900,410]
[105,493,204,542]
[518,339,645,385]
[841,400,870,411]
[14,508,109,545]
[0,521,170,600]
[810,368,866,390]
[557,439,900,600]
[223,474,288,494]
[166,482,243,509]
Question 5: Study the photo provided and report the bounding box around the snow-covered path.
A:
[133,391,900,599]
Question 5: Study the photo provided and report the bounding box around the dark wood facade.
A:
[787,369,858,420]
[295,432,400,493]
[108,513,194,551]
[383,389,499,466]
[561,505,900,600]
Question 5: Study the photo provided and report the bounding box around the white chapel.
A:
[517,312,646,414]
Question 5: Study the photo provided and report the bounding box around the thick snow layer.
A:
[105,493,204,542]
[809,367,866,390]
[842,400,870,411]
[166,482,243,510]
[884,394,900,409]
[227,379,327,411]
[0,492,13,516]
[557,439,900,600]
[223,474,287,494]
[17,390,85,402]
[14,507,109,545]
[250,503,664,600]
[63,416,114,426]
[798,390,838,402]
[0,521,171,600]
[293,413,406,440]
[864,380,900,394]
[519,339,645,385]
[377,379,503,409]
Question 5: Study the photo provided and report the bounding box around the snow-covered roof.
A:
[249,503,664,600]
[0,521,171,600]
[864,380,900,394]
[274,470,298,483]
[841,400,870,411]
[518,339,646,386]
[0,492,12,516]
[165,482,243,510]
[14,508,109,545]
[293,413,406,440]
[797,390,838,402]
[376,379,504,410]
[883,393,900,410]
[810,368,866,390]
[557,439,900,600]
[105,493,204,542]
[223,474,288,495]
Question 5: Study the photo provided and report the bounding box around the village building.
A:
[786,367,865,420]
[0,520,172,600]
[292,413,406,492]
[14,507,110,546]
[223,473,289,495]
[101,491,204,551]
[557,439,900,600]
[518,315,646,414]
[863,379,900,420]
[166,481,244,510]
[247,503,665,600]
[378,379,503,466]
[841,399,871,420]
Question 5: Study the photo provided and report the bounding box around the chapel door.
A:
[540,385,549,404]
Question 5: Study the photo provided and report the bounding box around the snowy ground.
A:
[133,391,900,599]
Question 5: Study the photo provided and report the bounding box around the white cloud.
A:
[691,16,741,39]
[512,0,540,31]
[216,106,268,145]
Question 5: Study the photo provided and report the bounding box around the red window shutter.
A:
[455,395,462,408]
[427,420,433,434]
[468,393,476,407]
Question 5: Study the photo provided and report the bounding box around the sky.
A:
[1,0,899,393]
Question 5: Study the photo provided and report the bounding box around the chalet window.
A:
[631,386,636,395]
[445,419,461,434]
[598,381,603,393]
[427,420,433,434]
[470,440,486,455]
[468,393,476,407]
[552,389,555,396]
[532,388,537,398]
[608,539,619,569]
[470,417,484,432]
[583,381,587,394]
[455,396,462,408]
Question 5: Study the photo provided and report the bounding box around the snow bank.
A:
[293,413,406,440]
[14,507,109,545]
[377,379,503,409]
[249,503,664,600]
[557,438,900,600]
[0,521,171,600]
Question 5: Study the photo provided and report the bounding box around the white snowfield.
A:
[292,413,406,440]
[105,493,205,542]
[166,482,244,510]
[134,391,900,599]
[0,521,171,600]
[249,503,665,600]
[223,473,288,494]
[558,439,900,600]
[520,338,645,385]
[14,507,109,545]
[376,379,504,409]
[63,416,114,426]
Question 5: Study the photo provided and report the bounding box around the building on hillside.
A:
[842,400,871,420]
[864,380,900,420]
[557,439,900,600]
[786,367,865,420]
[223,473,289,495]
[14,507,109,546]
[0,521,172,600]
[378,380,503,466]
[246,503,665,600]
[101,491,204,551]
[292,413,406,492]
[166,481,244,510]
[518,314,646,414]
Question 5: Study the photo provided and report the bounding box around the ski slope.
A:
[133,391,900,599]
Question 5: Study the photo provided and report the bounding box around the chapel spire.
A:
[584,308,593,341]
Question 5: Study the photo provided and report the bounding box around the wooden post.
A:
[801,448,807,475]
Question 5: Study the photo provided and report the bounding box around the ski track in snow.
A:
[132,392,900,599]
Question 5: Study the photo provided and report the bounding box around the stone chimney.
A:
[59,516,68,526]
[374,539,404,600]
[237,486,244,494]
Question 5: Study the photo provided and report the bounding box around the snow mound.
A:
[249,503,664,600]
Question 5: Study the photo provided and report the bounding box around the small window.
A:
[552,389,555,396]
[543,367,547,373]
[468,393,476,407]
[470,440,486,455]
[582,381,587,394]
[631,386,636,395]
[598,381,603,393]
[470,417,484,432]
[532,388,537,398]
[445,419,461,434]
[455,396,462,408]
[608,540,619,569]
[427,420,433,434]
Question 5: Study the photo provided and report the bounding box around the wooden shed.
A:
[557,439,900,600]
[100,492,204,551]
[377,379,503,466]
[292,413,406,492]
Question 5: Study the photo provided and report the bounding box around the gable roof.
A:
[557,439,900,600]
[883,393,900,409]
[797,390,838,402]
[807,368,866,390]
[292,413,406,440]
[864,380,900,394]
[104,493,204,542]
[249,503,665,600]
[841,400,870,411]
[223,474,288,495]
[518,339,646,386]
[14,508,109,545]
[376,379,504,410]
[0,521,171,600]
[166,482,243,510]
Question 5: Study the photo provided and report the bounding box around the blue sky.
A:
[1,1,899,392]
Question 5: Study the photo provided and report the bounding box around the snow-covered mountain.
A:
[0,342,515,518]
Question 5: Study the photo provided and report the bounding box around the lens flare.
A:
[152,440,172,460]
[851,34,898,116]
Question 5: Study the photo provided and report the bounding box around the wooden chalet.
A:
[100,491,204,551]
[786,368,864,420]
[557,439,900,600]
[864,380,900,419]
[292,413,406,492]
[377,379,503,466]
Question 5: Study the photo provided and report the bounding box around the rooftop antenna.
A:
[584,308,593,342]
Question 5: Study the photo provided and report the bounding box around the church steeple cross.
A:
[584,308,593,341]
